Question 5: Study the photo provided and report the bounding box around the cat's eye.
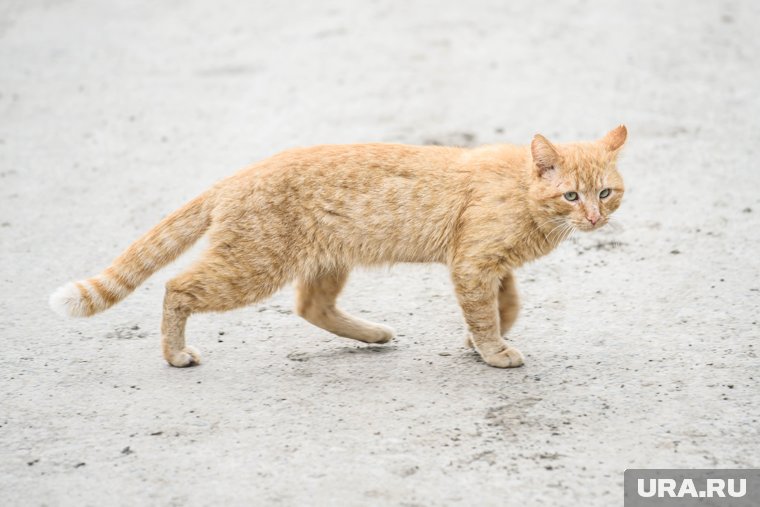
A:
[563,191,579,202]
[599,188,611,199]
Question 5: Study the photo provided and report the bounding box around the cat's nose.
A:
[586,215,599,225]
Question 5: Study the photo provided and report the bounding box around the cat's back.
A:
[264,142,465,179]
[211,142,466,203]
[253,142,457,176]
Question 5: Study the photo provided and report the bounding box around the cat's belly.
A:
[345,233,449,265]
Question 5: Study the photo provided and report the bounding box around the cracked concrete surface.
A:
[1,0,759,505]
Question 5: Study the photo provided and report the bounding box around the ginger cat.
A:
[50,125,627,369]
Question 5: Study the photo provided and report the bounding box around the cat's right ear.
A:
[531,134,560,178]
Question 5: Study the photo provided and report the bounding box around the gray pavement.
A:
[1,0,759,505]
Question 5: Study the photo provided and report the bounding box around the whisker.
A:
[546,222,567,243]
[529,217,562,246]
[546,223,565,246]
[558,224,575,245]
[605,217,624,232]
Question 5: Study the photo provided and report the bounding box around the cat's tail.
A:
[49,194,211,317]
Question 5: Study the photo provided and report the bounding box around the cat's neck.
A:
[515,150,573,259]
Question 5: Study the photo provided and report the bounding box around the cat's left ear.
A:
[600,124,627,153]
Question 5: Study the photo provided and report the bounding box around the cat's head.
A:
[529,125,627,233]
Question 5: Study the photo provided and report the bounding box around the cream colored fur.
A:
[50,125,627,368]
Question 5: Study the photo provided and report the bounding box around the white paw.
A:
[167,346,202,367]
[481,347,524,368]
[367,324,395,344]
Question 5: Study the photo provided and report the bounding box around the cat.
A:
[50,125,627,369]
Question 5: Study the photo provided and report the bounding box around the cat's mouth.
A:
[577,218,607,232]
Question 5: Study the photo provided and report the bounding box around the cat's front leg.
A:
[465,271,520,346]
[498,271,520,336]
[452,267,524,368]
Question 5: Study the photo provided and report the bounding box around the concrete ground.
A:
[1,0,759,505]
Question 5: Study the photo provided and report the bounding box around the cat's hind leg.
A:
[161,248,287,367]
[295,270,395,344]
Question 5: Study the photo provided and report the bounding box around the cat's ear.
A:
[531,134,560,178]
[600,124,627,152]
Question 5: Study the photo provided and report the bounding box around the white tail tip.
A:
[49,282,90,318]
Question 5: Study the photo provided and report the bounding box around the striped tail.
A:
[49,194,210,318]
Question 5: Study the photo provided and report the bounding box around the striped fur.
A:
[50,125,626,368]
[50,195,209,317]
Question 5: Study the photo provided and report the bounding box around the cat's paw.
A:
[464,334,475,349]
[366,324,395,344]
[166,346,202,367]
[481,347,524,368]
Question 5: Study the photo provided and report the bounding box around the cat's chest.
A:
[498,226,558,268]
